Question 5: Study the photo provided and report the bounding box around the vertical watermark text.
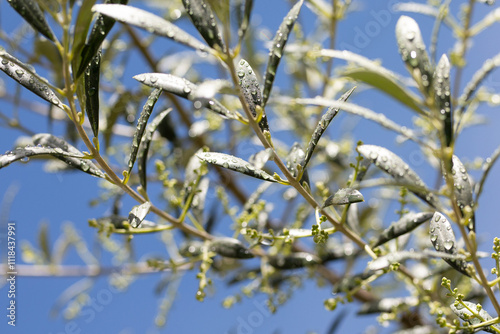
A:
[6,221,17,326]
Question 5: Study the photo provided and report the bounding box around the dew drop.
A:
[443,240,454,251]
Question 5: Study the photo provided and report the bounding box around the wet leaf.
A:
[286,143,309,186]
[76,0,129,78]
[126,88,162,178]
[137,109,172,192]
[71,0,98,78]
[249,148,273,170]
[93,215,157,231]
[268,252,319,269]
[92,4,208,53]
[209,237,254,259]
[357,145,440,208]
[237,59,268,132]
[371,212,434,248]
[192,177,209,224]
[396,16,433,95]
[181,0,226,52]
[128,202,152,228]
[262,0,303,106]
[197,152,278,183]
[433,55,453,146]
[179,241,206,257]
[323,188,364,208]
[0,50,63,109]
[184,148,206,196]
[133,73,235,119]
[449,155,475,232]
[319,243,361,263]
[303,87,355,170]
[450,301,500,333]
[84,49,101,138]
[7,0,56,42]
[429,212,469,275]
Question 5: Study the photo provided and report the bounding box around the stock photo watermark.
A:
[6,221,17,327]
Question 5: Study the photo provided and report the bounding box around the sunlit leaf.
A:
[209,237,254,259]
[179,241,206,257]
[84,49,101,138]
[181,0,226,52]
[197,152,278,183]
[192,177,209,224]
[286,143,309,186]
[357,145,440,208]
[7,0,56,42]
[396,16,433,95]
[32,134,105,178]
[126,88,162,178]
[71,0,97,79]
[76,0,129,78]
[133,73,236,119]
[429,212,469,275]
[450,301,500,333]
[449,155,475,232]
[268,252,319,269]
[248,148,273,170]
[92,4,208,53]
[433,54,452,146]
[371,212,433,248]
[303,87,355,170]
[137,109,172,192]
[262,0,304,106]
[237,59,268,132]
[323,188,364,208]
[237,0,253,43]
[128,202,152,228]
[0,50,63,109]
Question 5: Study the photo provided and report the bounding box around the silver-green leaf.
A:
[181,0,226,52]
[262,0,303,106]
[372,212,433,248]
[449,155,475,232]
[7,0,56,42]
[303,87,355,170]
[237,0,253,43]
[429,212,469,275]
[323,188,364,208]
[433,54,452,146]
[133,73,235,119]
[92,4,208,53]
[197,152,278,183]
[357,145,439,208]
[128,202,152,228]
[237,59,268,132]
[450,301,500,333]
[0,50,63,109]
[286,143,309,186]
[126,88,162,177]
[268,252,319,269]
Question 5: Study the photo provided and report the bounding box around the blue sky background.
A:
[1,0,500,333]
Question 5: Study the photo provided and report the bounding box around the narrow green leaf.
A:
[433,54,452,146]
[71,0,98,79]
[92,4,208,53]
[237,59,268,132]
[449,155,475,232]
[76,0,129,78]
[319,243,362,263]
[32,133,105,178]
[84,49,101,138]
[126,88,162,177]
[237,0,253,43]
[197,152,278,183]
[128,201,152,228]
[184,148,206,197]
[450,301,500,333]
[93,215,158,231]
[357,145,440,208]
[429,212,469,275]
[133,73,236,119]
[286,143,309,185]
[0,146,74,168]
[181,0,226,52]
[0,50,63,109]
[179,241,206,257]
[396,16,433,95]
[7,0,56,42]
[38,223,51,263]
[137,109,172,192]
[371,212,433,248]
[192,177,209,224]
[303,87,355,170]
[262,0,303,106]
[323,188,364,208]
[268,252,319,269]
[209,237,254,259]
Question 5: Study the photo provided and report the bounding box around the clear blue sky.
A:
[1,1,500,333]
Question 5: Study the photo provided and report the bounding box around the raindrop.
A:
[443,240,454,251]
[430,234,438,242]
